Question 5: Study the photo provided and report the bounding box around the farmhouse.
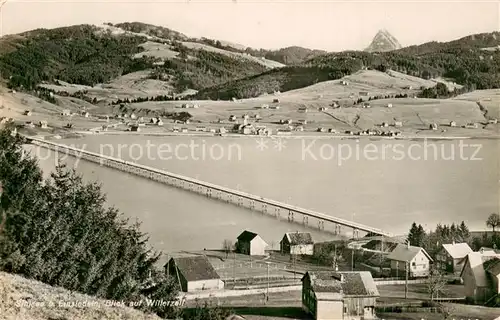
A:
[436,242,473,275]
[280,232,314,255]
[302,271,379,320]
[359,91,369,96]
[61,109,71,116]
[38,121,48,129]
[450,121,457,127]
[319,107,328,111]
[129,125,140,132]
[386,243,433,278]
[460,251,500,305]
[429,123,438,130]
[236,230,268,256]
[394,121,403,127]
[165,255,224,293]
[298,107,308,113]
[24,110,32,116]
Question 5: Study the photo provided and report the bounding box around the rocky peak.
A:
[365,29,402,52]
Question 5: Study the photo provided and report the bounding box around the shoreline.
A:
[35,129,500,142]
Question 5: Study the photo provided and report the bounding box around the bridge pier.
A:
[249,200,255,210]
[288,210,294,222]
[317,221,325,230]
[352,228,359,239]
[237,197,243,206]
[274,207,280,218]
[262,203,268,214]
[303,216,308,226]
[206,188,212,197]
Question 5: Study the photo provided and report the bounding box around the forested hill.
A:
[0,22,499,100]
[197,33,500,100]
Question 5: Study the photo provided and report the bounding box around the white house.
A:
[236,230,268,256]
[386,243,433,278]
[165,255,224,292]
[280,232,314,255]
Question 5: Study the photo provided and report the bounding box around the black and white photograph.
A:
[0,0,499,319]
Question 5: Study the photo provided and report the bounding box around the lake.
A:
[30,135,499,254]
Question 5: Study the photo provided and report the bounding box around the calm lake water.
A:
[30,135,499,253]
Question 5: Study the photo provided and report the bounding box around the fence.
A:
[376,305,441,313]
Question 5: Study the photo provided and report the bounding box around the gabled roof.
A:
[479,247,500,254]
[484,258,500,277]
[167,255,220,282]
[442,242,473,259]
[386,244,433,262]
[283,232,314,245]
[237,230,258,242]
[460,252,500,287]
[302,271,379,298]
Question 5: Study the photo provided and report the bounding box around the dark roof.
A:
[237,230,258,242]
[167,255,220,281]
[284,232,314,245]
[484,258,500,276]
[302,271,379,297]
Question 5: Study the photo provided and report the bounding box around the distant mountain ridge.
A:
[365,29,402,52]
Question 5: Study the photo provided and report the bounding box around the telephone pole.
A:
[405,260,408,299]
[266,262,270,303]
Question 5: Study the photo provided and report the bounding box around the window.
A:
[412,262,416,267]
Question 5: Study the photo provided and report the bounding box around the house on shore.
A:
[302,271,379,320]
[236,230,267,256]
[460,251,500,305]
[436,242,472,276]
[280,232,314,255]
[165,255,224,292]
[386,243,433,278]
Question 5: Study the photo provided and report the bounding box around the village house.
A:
[165,255,224,293]
[38,121,48,129]
[319,107,328,111]
[82,111,90,118]
[362,103,371,108]
[129,125,140,132]
[273,98,280,103]
[340,80,349,86]
[229,115,236,121]
[302,271,379,320]
[429,123,438,130]
[436,242,473,275]
[259,104,269,109]
[130,113,137,120]
[386,243,433,278]
[298,107,308,113]
[270,105,280,110]
[328,128,337,133]
[387,103,393,108]
[450,121,457,127]
[359,91,369,96]
[236,230,268,256]
[280,232,314,255]
[61,109,71,116]
[394,121,403,128]
[24,110,32,116]
[460,251,500,305]
[463,123,479,129]
[488,119,498,124]
[380,122,389,128]
[241,124,255,135]
[330,101,340,108]
[157,118,164,126]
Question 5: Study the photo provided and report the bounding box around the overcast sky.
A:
[0,0,499,51]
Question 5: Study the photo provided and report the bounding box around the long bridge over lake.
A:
[27,137,393,238]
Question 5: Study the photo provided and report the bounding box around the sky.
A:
[0,0,499,51]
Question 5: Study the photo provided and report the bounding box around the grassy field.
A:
[2,69,500,139]
[0,272,161,320]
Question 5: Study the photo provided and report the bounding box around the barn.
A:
[165,255,224,293]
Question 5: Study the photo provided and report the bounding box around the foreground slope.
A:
[0,272,162,320]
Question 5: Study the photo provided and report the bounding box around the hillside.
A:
[0,271,162,320]
[0,23,277,96]
[243,46,328,65]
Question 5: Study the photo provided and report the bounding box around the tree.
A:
[222,239,234,258]
[408,222,426,247]
[486,213,500,232]
[0,127,180,317]
[426,266,446,300]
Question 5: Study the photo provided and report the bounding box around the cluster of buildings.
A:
[156,228,499,319]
